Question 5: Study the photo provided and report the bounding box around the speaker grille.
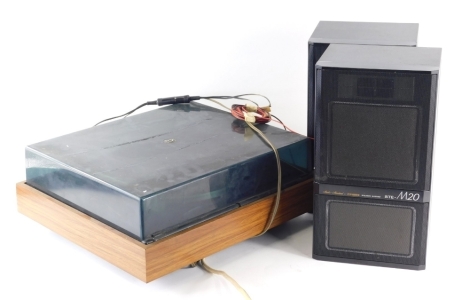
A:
[327,200,415,256]
[337,74,415,101]
[329,103,419,182]
[314,194,428,267]
[315,68,436,190]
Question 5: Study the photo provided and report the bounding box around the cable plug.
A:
[243,111,256,123]
[245,103,258,112]
[156,95,201,106]
[260,106,271,113]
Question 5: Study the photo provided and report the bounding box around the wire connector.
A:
[243,112,256,123]
[156,95,201,106]
[260,106,271,113]
[245,103,258,112]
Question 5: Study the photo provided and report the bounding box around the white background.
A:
[1,1,468,299]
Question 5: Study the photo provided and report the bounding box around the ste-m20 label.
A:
[318,185,428,202]
[384,191,420,201]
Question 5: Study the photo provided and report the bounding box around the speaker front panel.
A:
[313,194,428,269]
[315,68,437,191]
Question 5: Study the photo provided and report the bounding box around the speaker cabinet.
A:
[307,21,419,169]
[313,44,441,269]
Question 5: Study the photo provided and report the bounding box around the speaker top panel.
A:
[316,44,441,73]
[309,21,418,46]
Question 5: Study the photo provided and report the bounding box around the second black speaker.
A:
[313,44,441,269]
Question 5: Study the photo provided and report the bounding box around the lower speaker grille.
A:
[314,194,428,267]
[327,200,415,256]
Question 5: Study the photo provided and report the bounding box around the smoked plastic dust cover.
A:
[25,103,310,243]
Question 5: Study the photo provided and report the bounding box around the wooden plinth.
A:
[16,179,313,282]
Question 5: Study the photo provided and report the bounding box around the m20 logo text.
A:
[397,191,420,201]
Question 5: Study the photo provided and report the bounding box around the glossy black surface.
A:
[308,21,419,46]
[26,103,310,242]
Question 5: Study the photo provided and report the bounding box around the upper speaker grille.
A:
[337,74,415,101]
[315,68,436,190]
[329,103,419,182]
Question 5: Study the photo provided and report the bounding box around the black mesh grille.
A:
[329,103,419,182]
[337,74,415,101]
[327,200,414,256]
[314,194,428,266]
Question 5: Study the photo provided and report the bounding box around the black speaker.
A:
[307,21,419,169]
[313,44,441,269]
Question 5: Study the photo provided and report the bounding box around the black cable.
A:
[94,96,204,126]
[235,93,271,107]
[201,94,272,107]
[93,94,270,126]
[200,96,259,106]
[94,103,149,126]
[271,114,287,130]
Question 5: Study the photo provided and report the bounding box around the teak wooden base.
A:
[16,179,313,282]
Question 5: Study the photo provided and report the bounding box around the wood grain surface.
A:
[16,182,148,281]
[16,179,313,282]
